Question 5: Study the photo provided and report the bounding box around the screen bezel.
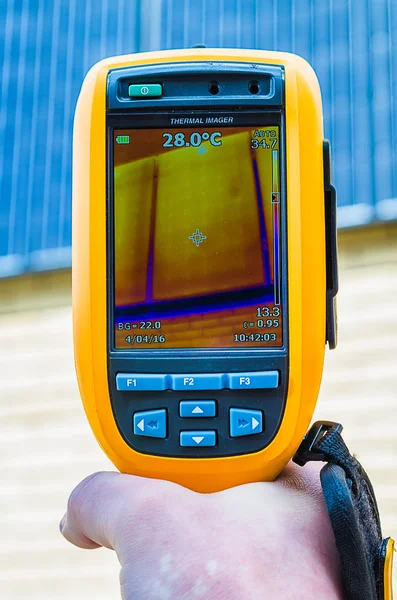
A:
[107,109,288,357]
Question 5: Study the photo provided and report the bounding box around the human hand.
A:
[60,463,343,599]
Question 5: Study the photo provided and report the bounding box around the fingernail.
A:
[59,514,67,533]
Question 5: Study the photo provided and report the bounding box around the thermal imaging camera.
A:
[73,49,338,493]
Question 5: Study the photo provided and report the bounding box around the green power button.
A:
[128,84,163,98]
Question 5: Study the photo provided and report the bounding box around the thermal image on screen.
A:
[113,125,283,349]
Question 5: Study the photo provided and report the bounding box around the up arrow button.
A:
[179,400,216,418]
[230,409,263,437]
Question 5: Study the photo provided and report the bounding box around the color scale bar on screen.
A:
[272,150,281,306]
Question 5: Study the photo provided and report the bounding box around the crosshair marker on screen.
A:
[189,228,207,247]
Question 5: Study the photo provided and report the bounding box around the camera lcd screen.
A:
[112,122,284,350]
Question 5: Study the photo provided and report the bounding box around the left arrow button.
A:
[133,409,167,438]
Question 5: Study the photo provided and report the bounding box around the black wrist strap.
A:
[293,421,394,600]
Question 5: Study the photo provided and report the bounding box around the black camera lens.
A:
[249,80,260,94]
[208,81,220,95]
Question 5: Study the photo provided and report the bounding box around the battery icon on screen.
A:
[116,135,130,144]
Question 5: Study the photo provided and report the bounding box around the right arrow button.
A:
[230,408,263,438]
[252,417,260,430]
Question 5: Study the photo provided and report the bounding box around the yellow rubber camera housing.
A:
[73,49,336,492]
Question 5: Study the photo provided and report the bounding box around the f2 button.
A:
[171,374,224,391]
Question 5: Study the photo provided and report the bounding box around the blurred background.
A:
[1,0,396,598]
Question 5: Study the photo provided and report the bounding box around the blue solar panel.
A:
[0,0,396,277]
